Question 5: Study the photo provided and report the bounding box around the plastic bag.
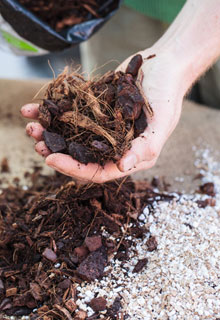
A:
[0,0,122,56]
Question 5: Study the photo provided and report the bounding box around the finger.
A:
[45,153,156,183]
[118,99,182,172]
[46,153,101,182]
[26,122,44,141]
[35,141,51,157]
[98,158,157,182]
[21,103,39,119]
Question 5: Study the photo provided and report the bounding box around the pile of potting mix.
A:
[0,164,173,320]
[0,149,220,320]
[17,0,118,32]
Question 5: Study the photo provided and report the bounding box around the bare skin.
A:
[21,0,220,183]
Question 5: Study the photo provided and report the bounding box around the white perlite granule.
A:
[76,149,220,320]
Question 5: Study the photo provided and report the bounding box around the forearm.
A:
[151,0,220,93]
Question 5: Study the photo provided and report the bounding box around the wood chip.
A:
[6,288,17,297]
[65,298,77,313]
[42,248,57,262]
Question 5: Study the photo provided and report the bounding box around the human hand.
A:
[21,0,220,183]
[117,48,185,173]
[21,101,156,183]
[118,0,220,173]
[21,49,185,183]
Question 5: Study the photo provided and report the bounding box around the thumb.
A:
[118,126,164,172]
[118,98,183,172]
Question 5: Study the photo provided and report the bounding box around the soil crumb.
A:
[1,158,10,173]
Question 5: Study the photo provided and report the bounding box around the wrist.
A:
[141,46,188,98]
[146,43,197,96]
[147,0,220,95]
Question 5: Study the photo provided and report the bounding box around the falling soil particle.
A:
[1,158,10,173]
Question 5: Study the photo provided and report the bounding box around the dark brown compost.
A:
[0,169,173,319]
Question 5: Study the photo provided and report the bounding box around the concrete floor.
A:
[0,45,80,79]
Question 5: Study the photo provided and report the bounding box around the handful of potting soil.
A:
[39,54,150,165]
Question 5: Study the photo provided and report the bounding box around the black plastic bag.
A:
[0,0,122,53]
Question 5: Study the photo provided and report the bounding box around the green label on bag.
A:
[0,29,38,52]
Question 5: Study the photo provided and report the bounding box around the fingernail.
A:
[122,154,137,171]
[26,124,34,136]
[21,105,29,113]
